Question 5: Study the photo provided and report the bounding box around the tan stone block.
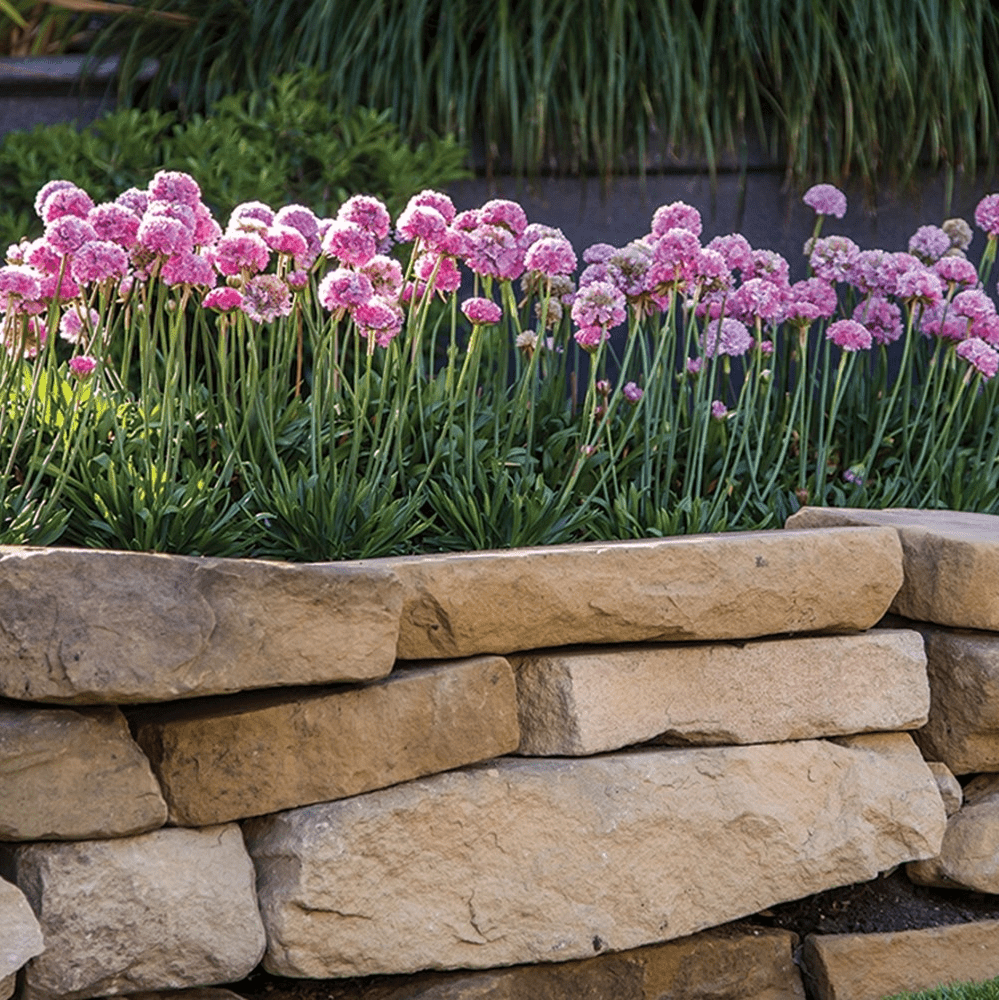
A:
[0,546,401,704]
[786,508,999,631]
[926,762,963,816]
[131,657,519,826]
[245,733,944,978]
[364,528,903,660]
[6,825,265,1000]
[0,702,167,840]
[0,877,44,988]
[803,920,999,1000]
[899,621,999,774]
[512,630,928,755]
[300,926,804,1000]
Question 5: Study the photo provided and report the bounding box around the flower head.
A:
[479,199,528,236]
[59,305,100,344]
[68,354,98,380]
[957,337,999,379]
[622,381,643,404]
[321,220,377,267]
[803,183,847,218]
[826,318,872,352]
[354,297,404,347]
[240,274,293,324]
[148,170,201,208]
[161,251,216,288]
[45,216,99,256]
[809,235,860,283]
[407,190,456,225]
[461,297,502,325]
[975,194,999,238]
[71,240,129,285]
[853,296,902,345]
[908,225,951,264]
[209,232,270,277]
[396,204,448,248]
[701,317,752,358]
[318,268,375,313]
[41,185,96,224]
[651,201,702,238]
[88,203,141,248]
[524,236,577,277]
[337,195,392,240]
[202,287,243,312]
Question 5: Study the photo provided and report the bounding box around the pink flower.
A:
[651,201,703,238]
[229,201,275,230]
[0,265,41,304]
[809,235,860,283]
[803,183,847,218]
[71,241,129,285]
[728,278,786,325]
[702,317,752,358]
[148,170,201,207]
[956,337,999,379]
[209,232,270,276]
[337,195,392,240]
[202,287,243,312]
[274,205,320,239]
[354,297,404,347]
[933,256,978,289]
[265,224,309,258]
[919,302,967,342]
[193,205,222,247]
[573,325,608,351]
[396,204,448,248]
[88,203,141,248]
[59,305,100,344]
[622,381,643,403]
[287,269,309,290]
[146,199,197,234]
[908,225,951,264]
[479,199,528,236]
[606,244,652,299]
[524,236,577,277]
[407,190,456,225]
[34,179,77,218]
[895,265,944,306]
[318,268,374,312]
[136,215,193,257]
[360,255,403,298]
[649,228,701,284]
[463,223,525,281]
[951,289,996,336]
[571,280,626,347]
[787,278,838,319]
[161,251,216,288]
[583,243,616,264]
[853,296,902,345]
[975,194,999,238]
[321,220,377,267]
[45,217,99,256]
[706,233,754,275]
[461,297,502,325]
[694,249,731,290]
[415,252,462,295]
[41,185,95,224]
[747,249,790,287]
[115,187,149,217]
[826,318,872,351]
[240,274,293,324]
[711,400,729,419]
[68,354,98,380]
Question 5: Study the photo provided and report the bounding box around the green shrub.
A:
[0,70,470,248]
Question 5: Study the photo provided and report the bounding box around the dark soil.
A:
[226,868,999,999]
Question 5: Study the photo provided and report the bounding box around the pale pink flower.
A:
[396,204,448,248]
[606,243,653,299]
[88,203,141,248]
[809,235,860,283]
[193,205,222,246]
[933,256,978,289]
[826,318,872,351]
[68,354,98,380]
[573,325,608,351]
[148,170,201,207]
[461,297,502,325]
[694,249,731,290]
[41,185,95,224]
[59,305,100,344]
[787,277,838,319]
[136,215,193,257]
[571,281,626,348]
[265,224,309,258]
[651,201,702,238]
[803,183,847,218]
[463,223,525,281]
[951,289,996,334]
[711,400,729,419]
[287,269,309,290]
[318,268,374,312]
[45,216,99,256]
[361,255,403,298]
[847,249,895,295]
[956,336,999,379]
[622,381,643,403]
[853,296,903,345]
[583,243,616,264]
[274,205,320,239]
[115,187,149,217]
[701,317,752,358]
[479,199,528,236]
[202,287,243,312]
[0,265,41,304]
[71,241,129,285]
[908,225,951,263]
[161,251,216,288]
[337,195,392,240]
[919,302,967,342]
[210,232,270,276]
[240,274,293,324]
[34,179,77,218]
[415,252,462,295]
[322,220,377,267]
[146,199,197,234]
[706,233,754,275]
[728,278,786,325]
[354,297,404,347]
[895,265,944,306]
[524,236,577,277]
[407,190,456,225]
[229,201,275,230]
[453,209,481,231]
[975,194,999,238]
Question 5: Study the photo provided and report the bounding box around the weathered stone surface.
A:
[512,630,927,756]
[907,773,999,893]
[126,992,247,999]
[0,877,43,999]
[894,620,999,774]
[0,701,167,840]
[363,528,903,660]
[802,920,999,1000]
[0,546,402,704]
[245,732,944,978]
[5,825,265,1000]
[131,657,519,826]
[927,761,963,817]
[786,508,999,631]
[279,926,804,1000]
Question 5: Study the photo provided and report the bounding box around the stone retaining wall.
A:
[1,510,998,1000]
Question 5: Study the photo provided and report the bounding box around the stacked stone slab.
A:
[0,527,952,999]
[787,507,999,999]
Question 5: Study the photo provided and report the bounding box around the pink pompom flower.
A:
[826,318,872,352]
[318,268,375,313]
[651,201,703,238]
[524,236,578,277]
[461,297,502,325]
[41,185,95,224]
[321,220,377,267]
[354,297,404,347]
[908,225,951,264]
[148,170,201,207]
[45,216,99,256]
[479,199,528,236]
[68,354,98,380]
[240,274,293,324]
[974,194,999,238]
[701,317,753,358]
[406,190,457,225]
[202,287,243,312]
[803,183,847,219]
[396,204,449,248]
[210,232,270,277]
[88,203,141,248]
[136,215,194,258]
[337,195,392,240]
[71,240,129,285]
[161,251,216,288]
[59,305,100,344]
[622,381,643,404]
[956,337,999,379]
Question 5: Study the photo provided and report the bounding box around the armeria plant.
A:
[2,172,998,558]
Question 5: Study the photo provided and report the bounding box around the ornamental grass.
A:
[1,174,998,558]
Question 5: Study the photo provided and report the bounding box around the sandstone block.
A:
[0,702,167,840]
[907,773,999,893]
[0,546,401,704]
[289,926,804,1000]
[5,825,265,1000]
[803,920,999,1000]
[131,657,519,826]
[927,762,963,816]
[244,733,944,978]
[0,877,44,1000]
[364,528,903,660]
[896,620,999,774]
[786,508,999,631]
[512,630,928,755]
